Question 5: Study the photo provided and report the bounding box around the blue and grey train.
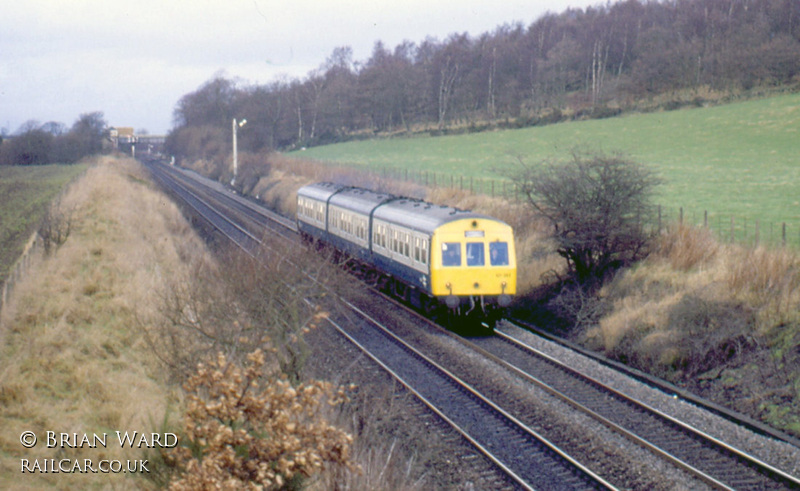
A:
[296,182,517,325]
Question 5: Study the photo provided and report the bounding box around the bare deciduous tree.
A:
[513,150,661,285]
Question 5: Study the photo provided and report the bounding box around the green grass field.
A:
[294,92,800,244]
[0,164,87,279]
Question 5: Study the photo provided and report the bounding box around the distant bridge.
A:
[108,127,166,157]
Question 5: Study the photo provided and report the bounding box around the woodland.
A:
[167,0,800,159]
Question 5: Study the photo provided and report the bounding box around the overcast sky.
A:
[2,0,601,135]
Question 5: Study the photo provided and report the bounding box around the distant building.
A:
[108,127,165,157]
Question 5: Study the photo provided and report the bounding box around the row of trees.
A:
[0,112,107,166]
[168,0,800,159]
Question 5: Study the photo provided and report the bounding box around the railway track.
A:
[466,325,800,490]
[147,162,265,253]
[326,298,614,490]
[144,159,800,489]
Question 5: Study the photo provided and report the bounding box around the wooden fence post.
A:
[755,219,760,247]
[657,205,662,233]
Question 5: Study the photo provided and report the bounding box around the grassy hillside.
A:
[0,164,87,279]
[294,93,800,243]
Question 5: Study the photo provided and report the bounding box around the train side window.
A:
[466,242,485,266]
[442,242,461,266]
[489,242,509,266]
[421,240,428,265]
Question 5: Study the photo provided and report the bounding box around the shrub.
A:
[169,349,353,489]
[38,195,74,255]
[147,239,345,385]
[511,150,661,286]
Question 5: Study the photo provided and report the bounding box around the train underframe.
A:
[302,232,506,331]
[373,268,506,331]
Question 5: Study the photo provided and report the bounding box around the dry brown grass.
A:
[0,156,212,489]
[657,224,720,271]
[584,225,800,384]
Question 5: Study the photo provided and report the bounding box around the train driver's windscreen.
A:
[466,242,485,266]
[442,242,461,266]
[490,242,509,266]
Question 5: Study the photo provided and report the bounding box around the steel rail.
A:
[325,299,616,491]
[481,327,800,490]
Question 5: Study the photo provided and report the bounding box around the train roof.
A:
[373,199,489,235]
[329,186,396,216]
[296,181,346,202]
[297,182,501,235]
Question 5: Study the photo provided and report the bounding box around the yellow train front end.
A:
[430,217,516,321]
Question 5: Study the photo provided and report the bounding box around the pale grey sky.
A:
[1,0,601,135]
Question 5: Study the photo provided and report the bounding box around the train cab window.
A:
[466,242,485,266]
[442,242,461,266]
[490,242,509,266]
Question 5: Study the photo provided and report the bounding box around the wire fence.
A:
[658,206,800,248]
[377,167,800,249]
[0,232,41,316]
